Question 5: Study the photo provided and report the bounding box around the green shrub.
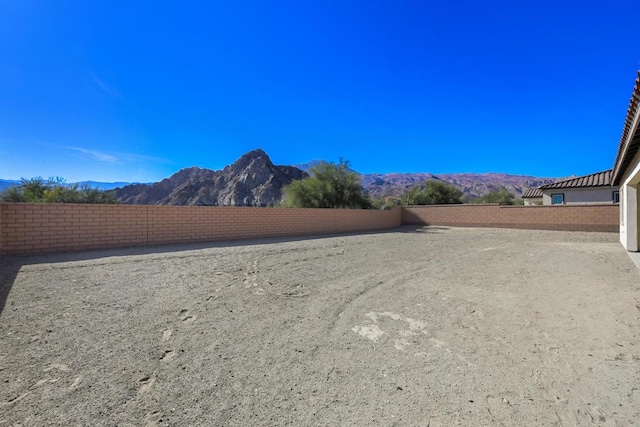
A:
[284,160,370,209]
[400,180,463,205]
[470,187,516,205]
[0,177,118,204]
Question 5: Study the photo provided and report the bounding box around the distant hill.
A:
[361,173,440,199]
[434,173,555,200]
[113,149,308,206]
[294,163,555,201]
[291,160,326,172]
[0,179,20,192]
[0,179,133,192]
[361,172,556,201]
[292,160,358,174]
[75,181,134,191]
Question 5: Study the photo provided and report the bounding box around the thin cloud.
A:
[67,147,120,163]
[120,152,171,164]
[89,71,123,100]
[64,146,169,165]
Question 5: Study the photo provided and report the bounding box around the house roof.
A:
[612,70,640,185]
[539,170,613,190]
[522,188,543,198]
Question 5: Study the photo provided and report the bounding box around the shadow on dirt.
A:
[400,225,450,233]
[0,225,449,274]
[0,225,450,315]
[0,259,22,316]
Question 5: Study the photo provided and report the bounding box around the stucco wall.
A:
[523,198,542,206]
[618,146,640,250]
[541,187,619,205]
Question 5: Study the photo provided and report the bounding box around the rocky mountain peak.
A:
[222,149,274,179]
[227,149,273,171]
[114,149,307,206]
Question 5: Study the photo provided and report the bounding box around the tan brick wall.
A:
[0,203,402,256]
[0,203,619,256]
[402,204,619,232]
[0,203,3,255]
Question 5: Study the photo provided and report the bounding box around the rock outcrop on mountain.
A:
[113,149,308,206]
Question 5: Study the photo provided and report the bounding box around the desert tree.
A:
[400,180,463,205]
[470,187,515,205]
[0,177,118,204]
[283,160,370,209]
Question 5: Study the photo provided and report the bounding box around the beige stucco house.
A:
[538,170,619,205]
[612,71,640,251]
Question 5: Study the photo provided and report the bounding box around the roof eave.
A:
[539,169,612,190]
[612,71,640,186]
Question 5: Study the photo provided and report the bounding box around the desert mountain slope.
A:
[294,162,555,200]
[361,172,555,200]
[114,149,308,206]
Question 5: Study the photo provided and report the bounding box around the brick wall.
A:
[402,204,619,232]
[0,203,402,256]
[0,203,3,255]
[0,203,620,257]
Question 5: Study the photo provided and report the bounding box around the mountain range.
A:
[0,180,20,192]
[2,149,558,205]
[0,179,132,192]
[361,172,554,200]
[295,162,554,201]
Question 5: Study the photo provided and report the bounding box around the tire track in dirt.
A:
[3,228,637,426]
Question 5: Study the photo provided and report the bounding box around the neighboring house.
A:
[612,71,640,251]
[538,170,619,205]
[521,188,543,205]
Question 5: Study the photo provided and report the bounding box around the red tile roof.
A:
[522,188,543,198]
[612,70,640,185]
[539,170,613,190]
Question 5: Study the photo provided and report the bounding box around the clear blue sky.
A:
[1,1,639,182]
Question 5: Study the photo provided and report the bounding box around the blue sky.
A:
[1,1,639,182]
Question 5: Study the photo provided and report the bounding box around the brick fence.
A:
[0,203,402,256]
[402,204,619,232]
[0,203,620,256]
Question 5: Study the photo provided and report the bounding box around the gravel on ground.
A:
[1,226,639,426]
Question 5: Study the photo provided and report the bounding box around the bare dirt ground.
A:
[1,226,639,426]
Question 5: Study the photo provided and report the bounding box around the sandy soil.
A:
[1,226,639,426]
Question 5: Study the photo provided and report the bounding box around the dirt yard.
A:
[1,226,639,426]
